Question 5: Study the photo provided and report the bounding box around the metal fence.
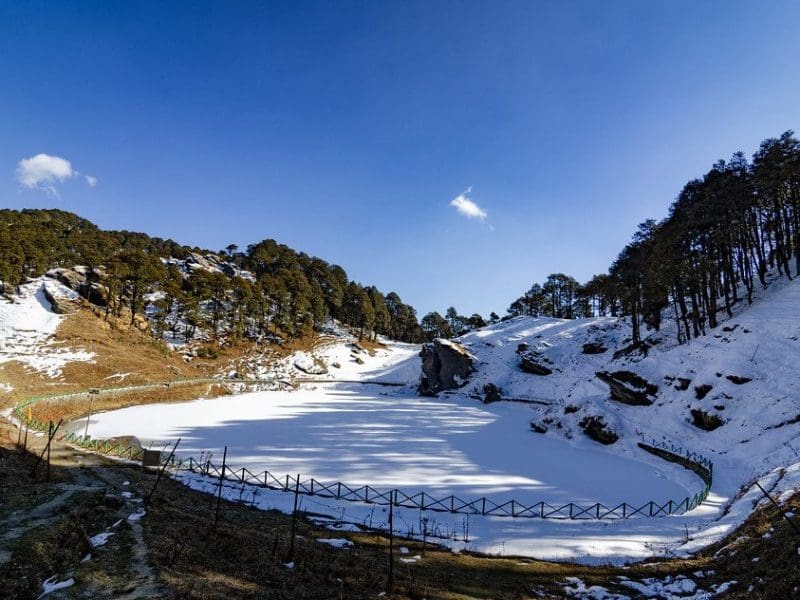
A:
[15,384,714,521]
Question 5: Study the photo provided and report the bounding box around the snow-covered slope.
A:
[0,278,94,379]
[231,321,421,386]
[445,274,800,555]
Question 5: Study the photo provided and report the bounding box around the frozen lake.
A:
[83,386,697,507]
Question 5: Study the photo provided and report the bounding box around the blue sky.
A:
[2,1,799,317]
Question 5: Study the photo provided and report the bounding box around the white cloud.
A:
[449,187,487,220]
[15,153,97,196]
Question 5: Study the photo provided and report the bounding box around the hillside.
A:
[422,270,800,558]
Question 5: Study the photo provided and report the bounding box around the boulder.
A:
[596,371,658,406]
[579,416,619,445]
[46,267,85,292]
[691,409,724,431]
[694,384,713,400]
[581,342,607,355]
[418,338,475,396]
[43,285,79,315]
[725,374,752,385]
[519,351,553,376]
[294,356,328,375]
[674,377,692,391]
[482,383,503,403]
[530,420,548,434]
[133,313,150,332]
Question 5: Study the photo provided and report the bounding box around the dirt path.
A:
[0,421,166,598]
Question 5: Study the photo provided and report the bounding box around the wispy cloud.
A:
[449,186,487,220]
[16,153,97,196]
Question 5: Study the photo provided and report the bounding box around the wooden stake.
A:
[386,490,395,595]
[755,481,800,536]
[30,419,62,478]
[146,438,181,505]
[46,421,53,481]
[214,446,228,529]
[288,474,300,562]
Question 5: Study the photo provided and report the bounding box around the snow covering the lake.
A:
[85,387,698,505]
[85,385,711,563]
[79,273,800,563]
[0,278,93,377]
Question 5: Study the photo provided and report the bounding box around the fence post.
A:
[386,489,395,595]
[147,438,181,505]
[46,421,53,481]
[337,482,341,499]
[481,497,486,516]
[288,474,301,562]
[214,446,228,530]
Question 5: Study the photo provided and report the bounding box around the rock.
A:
[86,282,110,307]
[46,267,85,291]
[351,342,366,354]
[294,356,328,375]
[530,421,548,434]
[581,342,607,354]
[579,416,619,445]
[418,338,475,396]
[726,374,752,385]
[354,356,365,365]
[519,351,553,376]
[596,371,658,406]
[133,313,149,331]
[674,377,692,391]
[516,343,529,354]
[482,383,503,403]
[43,285,79,314]
[691,409,724,431]
[694,384,713,400]
[563,405,579,414]
[332,362,341,369]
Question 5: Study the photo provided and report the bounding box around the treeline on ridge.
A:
[0,209,423,343]
[497,130,800,346]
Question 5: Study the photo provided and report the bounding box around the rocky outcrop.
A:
[691,409,724,431]
[581,342,607,354]
[419,339,474,396]
[47,267,85,291]
[694,384,713,400]
[46,267,109,306]
[726,374,752,385]
[518,351,554,376]
[294,355,328,375]
[596,371,658,406]
[43,285,79,314]
[530,420,548,434]
[482,383,503,403]
[579,416,619,445]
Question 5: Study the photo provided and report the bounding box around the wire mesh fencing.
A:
[15,386,714,521]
